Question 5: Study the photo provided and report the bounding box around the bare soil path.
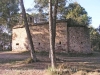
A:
[0,51,49,75]
[0,51,29,62]
[0,51,100,75]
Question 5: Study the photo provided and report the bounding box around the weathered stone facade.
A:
[67,27,91,53]
[12,21,91,53]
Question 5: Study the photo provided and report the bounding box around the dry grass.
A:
[0,51,100,75]
[44,64,100,75]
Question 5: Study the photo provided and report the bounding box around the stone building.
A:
[12,20,91,54]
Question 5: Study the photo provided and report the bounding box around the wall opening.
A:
[59,41,61,45]
[30,17,32,23]
[81,42,83,44]
[16,43,19,45]
[38,42,40,45]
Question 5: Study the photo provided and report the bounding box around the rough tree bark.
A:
[49,0,56,69]
[19,0,37,62]
[52,0,58,52]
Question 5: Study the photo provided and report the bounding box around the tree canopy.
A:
[0,0,19,25]
[0,0,19,51]
[89,26,100,51]
[34,0,67,12]
[65,2,91,26]
[33,0,67,22]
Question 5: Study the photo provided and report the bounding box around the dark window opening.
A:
[30,17,32,23]
[59,41,61,45]
[16,43,19,45]
[38,42,40,45]
[81,42,83,44]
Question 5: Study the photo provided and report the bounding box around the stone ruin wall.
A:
[12,27,27,51]
[68,27,91,53]
[12,22,91,53]
[12,22,68,52]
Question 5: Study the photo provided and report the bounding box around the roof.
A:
[13,20,87,29]
[13,20,67,29]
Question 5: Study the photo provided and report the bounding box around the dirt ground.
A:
[0,51,48,75]
[0,51,100,75]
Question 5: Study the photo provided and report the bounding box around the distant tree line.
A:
[90,25,100,52]
[0,0,19,51]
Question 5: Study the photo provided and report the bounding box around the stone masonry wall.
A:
[12,21,91,53]
[68,27,91,53]
[12,22,68,52]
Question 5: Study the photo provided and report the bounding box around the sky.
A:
[23,0,100,28]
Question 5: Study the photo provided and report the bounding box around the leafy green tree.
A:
[34,0,67,20]
[0,0,19,50]
[34,0,67,68]
[97,25,100,33]
[0,0,19,25]
[0,25,11,50]
[65,2,91,26]
[33,0,71,68]
[31,13,48,23]
[90,26,100,51]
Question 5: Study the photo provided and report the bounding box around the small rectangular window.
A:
[16,43,19,45]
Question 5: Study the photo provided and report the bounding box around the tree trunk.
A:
[49,0,56,69]
[52,0,58,52]
[67,27,70,53]
[7,22,12,51]
[19,0,37,62]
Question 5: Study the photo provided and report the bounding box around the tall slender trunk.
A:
[67,27,70,53]
[52,0,58,51]
[19,0,37,62]
[49,0,56,69]
[10,29,12,50]
[7,23,12,51]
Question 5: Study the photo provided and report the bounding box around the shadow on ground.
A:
[0,51,100,71]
